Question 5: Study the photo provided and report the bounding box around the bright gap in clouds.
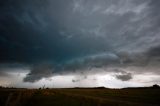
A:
[0,70,159,88]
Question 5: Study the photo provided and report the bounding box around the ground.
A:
[0,87,160,106]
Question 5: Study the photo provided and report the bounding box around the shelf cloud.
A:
[0,0,160,87]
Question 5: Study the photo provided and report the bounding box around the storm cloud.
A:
[0,0,160,85]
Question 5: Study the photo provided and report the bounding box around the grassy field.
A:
[0,87,160,106]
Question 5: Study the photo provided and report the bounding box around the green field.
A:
[0,88,160,106]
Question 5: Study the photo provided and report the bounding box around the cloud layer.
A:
[0,0,160,85]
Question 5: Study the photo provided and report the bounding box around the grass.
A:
[0,87,160,106]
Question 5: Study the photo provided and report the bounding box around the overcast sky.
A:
[0,0,160,88]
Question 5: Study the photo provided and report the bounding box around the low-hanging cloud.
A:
[0,71,10,77]
[23,47,160,82]
[23,64,54,83]
[114,69,133,81]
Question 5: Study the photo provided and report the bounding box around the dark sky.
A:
[0,0,160,88]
